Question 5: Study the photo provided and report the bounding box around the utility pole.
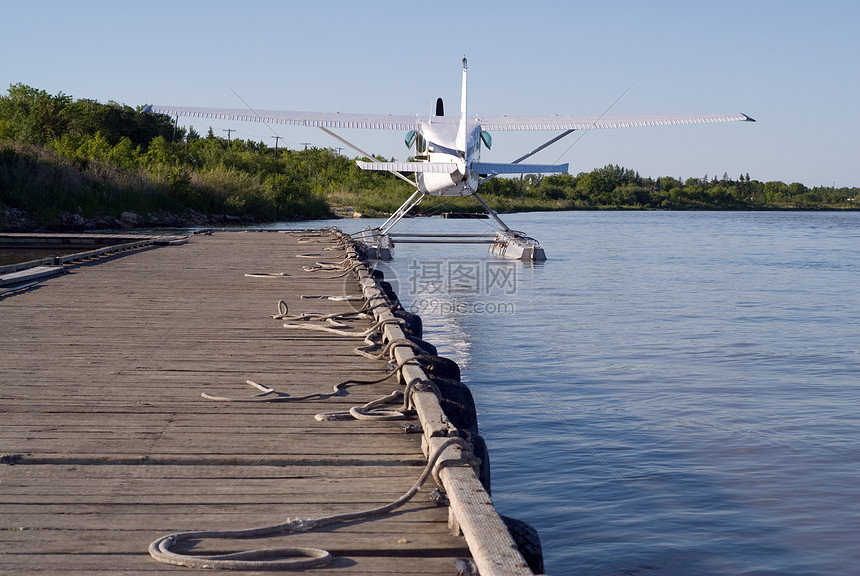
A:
[223,128,235,145]
[301,142,312,150]
[334,147,344,156]
[271,135,282,152]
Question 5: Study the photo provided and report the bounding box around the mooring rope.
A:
[294,253,368,278]
[200,356,427,403]
[300,262,363,277]
[148,437,476,571]
[299,294,364,301]
[354,338,434,360]
[282,317,403,338]
[314,389,406,421]
[313,375,441,422]
[243,272,290,278]
[272,298,389,322]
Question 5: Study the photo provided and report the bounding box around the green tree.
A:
[110,137,141,169]
[764,181,789,204]
[0,84,71,144]
[143,135,179,167]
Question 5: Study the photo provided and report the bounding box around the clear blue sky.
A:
[2,0,858,187]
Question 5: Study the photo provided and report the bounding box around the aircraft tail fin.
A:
[456,56,468,151]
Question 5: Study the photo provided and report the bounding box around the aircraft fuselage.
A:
[418,120,481,196]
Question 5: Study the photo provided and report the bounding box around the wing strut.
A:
[317,127,417,188]
[379,190,426,235]
[479,129,575,185]
[472,191,511,233]
[511,129,576,164]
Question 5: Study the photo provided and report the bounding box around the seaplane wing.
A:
[477,112,755,131]
[141,104,422,131]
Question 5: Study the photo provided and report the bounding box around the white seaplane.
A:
[144,56,753,260]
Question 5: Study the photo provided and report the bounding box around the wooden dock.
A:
[0,230,538,575]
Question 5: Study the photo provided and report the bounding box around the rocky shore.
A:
[0,207,259,232]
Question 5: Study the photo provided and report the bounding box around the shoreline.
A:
[4,204,858,235]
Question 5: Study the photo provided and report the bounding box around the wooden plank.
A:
[0,528,470,555]
[1,510,456,532]
[0,554,464,575]
[0,231,482,575]
[0,265,64,286]
[0,463,423,480]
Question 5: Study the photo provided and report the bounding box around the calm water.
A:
[0,248,64,266]
[278,211,860,575]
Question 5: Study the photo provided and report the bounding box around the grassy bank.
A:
[0,139,331,230]
[1,85,857,232]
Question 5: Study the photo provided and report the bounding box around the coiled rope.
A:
[314,376,441,422]
[148,437,477,571]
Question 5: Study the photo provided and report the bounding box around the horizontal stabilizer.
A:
[472,162,569,175]
[356,161,460,173]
